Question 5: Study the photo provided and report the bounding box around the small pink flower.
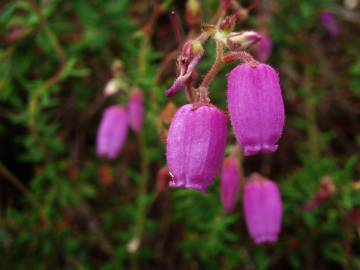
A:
[166,104,227,192]
[227,63,285,156]
[221,156,240,213]
[96,106,128,160]
[128,89,144,133]
[243,174,283,244]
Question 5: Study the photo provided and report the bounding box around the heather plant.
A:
[0,0,360,269]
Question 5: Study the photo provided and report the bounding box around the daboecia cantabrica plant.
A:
[164,0,285,244]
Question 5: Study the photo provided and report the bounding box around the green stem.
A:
[131,34,152,270]
[130,129,150,269]
[304,65,319,161]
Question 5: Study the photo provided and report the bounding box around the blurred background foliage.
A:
[0,0,360,269]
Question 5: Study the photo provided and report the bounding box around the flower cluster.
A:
[164,1,284,244]
[97,78,145,160]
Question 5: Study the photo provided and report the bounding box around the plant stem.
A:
[130,4,163,266]
[130,129,150,270]
[223,51,257,65]
[0,162,40,207]
[171,11,183,48]
[200,40,224,89]
[0,162,31,196]
[304,65,319,162]
[29,0,66,64]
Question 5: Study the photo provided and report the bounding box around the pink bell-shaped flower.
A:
[96,106,128,160]
[166,104,227,192]
[221,155,240,213]
[128,88,144,133]
[255,34,272,62]
[243,174,283,244]
[227,63,285,156]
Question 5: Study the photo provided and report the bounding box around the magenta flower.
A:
[96,106,128,160]
[255,34,272,62]
[166,40,204,96]
[227,63,285,156]
[166,104,227,192]
[128,89,144,133]
[319,12,340,37]
[221,156,240,213]
[243,174,282,244]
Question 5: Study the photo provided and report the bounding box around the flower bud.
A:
[128,88,144,133]
[166,104,227,192]
[96,106,128,160]
[254,34,272,62]
[303,176,336,211]
[226,31,261,51]
[166,40,204,97]
[111,60,124,77]
[319,12,340,37]
[243,174,282,244]
[221,156,240,213]
[103,78,127,96]
[186,0,201,28]
[219,16,236,33]
[227,63,285,156]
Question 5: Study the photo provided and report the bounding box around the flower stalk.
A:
[199,40,224,89]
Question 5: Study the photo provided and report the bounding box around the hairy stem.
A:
[200,40,224,89]
[223,51,257,65]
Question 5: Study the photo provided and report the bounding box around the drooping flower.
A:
[227,63,285,156]
[243,174,282,244]
[166,40,204,96]
[128,88,144,133]
[221,155,241,213]
[254,34,272,62]
[96,106,128,160]
[166,104,227,192]
[319,12,340,37]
